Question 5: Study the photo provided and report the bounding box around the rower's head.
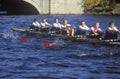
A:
[81,21,86,27]
[42,18,47,23]
[109,21,115,28]
[54,18,59,23]
[33,18,38,23]
[63,20,68,25]
[94,22,100,29]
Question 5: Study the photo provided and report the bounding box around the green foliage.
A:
[83,0,110,10]
[101,0,110,9]
[83,0,101,9]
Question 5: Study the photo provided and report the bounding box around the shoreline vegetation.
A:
[81,0,120,15]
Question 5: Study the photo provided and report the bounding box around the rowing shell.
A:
[69,37,120,46]
[12,28,64,37]
[12,28,120,46]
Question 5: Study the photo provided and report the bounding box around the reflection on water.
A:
[0,15,120,79]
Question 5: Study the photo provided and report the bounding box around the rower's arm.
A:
[118,30,120,33]
[91,30,96,35]
[46,22,52,27]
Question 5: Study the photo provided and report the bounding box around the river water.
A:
[0,15,120,79]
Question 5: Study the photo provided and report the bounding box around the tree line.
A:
[82,0,116,14]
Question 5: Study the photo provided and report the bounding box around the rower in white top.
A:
[53,18,61,29]
[30,19,41,31]
[104,22,120,39]
[51,18,62,33]
[40,18,52,32]
[90,22,103,39]
[61,20,75,36]
[77,21,90,35]
[108,22,120,32]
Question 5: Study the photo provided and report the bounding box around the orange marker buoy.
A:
[19,38,31,42]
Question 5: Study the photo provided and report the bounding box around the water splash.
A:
[53,38,66,47]
[0,31,19,40]
[109,46,120,56]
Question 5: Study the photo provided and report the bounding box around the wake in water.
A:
[109,46,120,56]
[53,38,66,47]
[65,44,120,59]
[0,31,19,40]
[107,46,120,65]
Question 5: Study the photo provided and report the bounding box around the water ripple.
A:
[0,15,120,79]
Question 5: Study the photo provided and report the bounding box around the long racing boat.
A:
[11,28,120,46]
[12,28,61,37]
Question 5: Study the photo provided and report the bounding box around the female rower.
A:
[40,18,52,32]
[104,22,120,39]
[61,20,75,36]
[52,18,62,33]
[30,18,41,31]
[76,21,90,35]
[90,22,103,39]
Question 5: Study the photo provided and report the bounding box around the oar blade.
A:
[19,38,31,42]
[44,42,58,48]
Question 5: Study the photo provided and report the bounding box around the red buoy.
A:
[19,38,31,42]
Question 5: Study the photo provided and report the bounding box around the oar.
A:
[19,38,32,42]
[44,42,58,48]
